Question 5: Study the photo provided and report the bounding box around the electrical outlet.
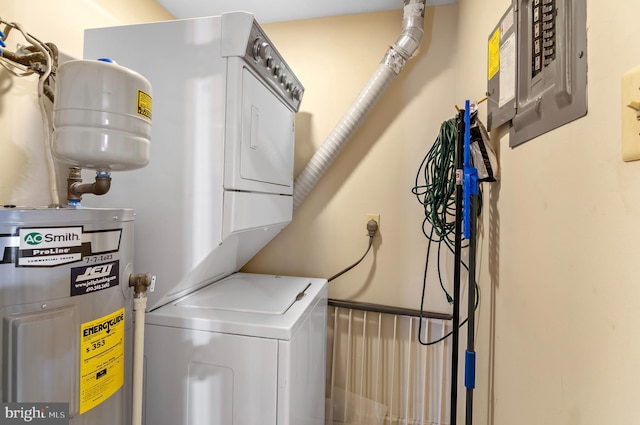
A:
[622,65,640,161]
[365,214,380,236]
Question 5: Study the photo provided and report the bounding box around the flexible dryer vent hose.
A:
[292,0,427,210]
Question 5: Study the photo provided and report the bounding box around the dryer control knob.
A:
[273,64,283,78]
[252,38,271,61]
[266,56,274,69]
[292,86,303,101]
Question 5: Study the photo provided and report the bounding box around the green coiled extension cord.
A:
[412,116,480,346]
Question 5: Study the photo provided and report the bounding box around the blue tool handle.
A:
[465,350,476,389]
[463,100,471,168]
[463,100,472,239]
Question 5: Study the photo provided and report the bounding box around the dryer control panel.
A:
[244,23,304,112]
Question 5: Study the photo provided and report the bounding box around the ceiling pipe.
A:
[292,0,428,210]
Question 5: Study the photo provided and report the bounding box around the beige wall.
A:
[256,0,640,424]
[458,0,640,424]
[2,0,639,423]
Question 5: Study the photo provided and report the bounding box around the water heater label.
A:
[79,308,125,414]
[71,261,119,296]
[5,227,123,267]
[19,227,83,249]
[17,227,82,266]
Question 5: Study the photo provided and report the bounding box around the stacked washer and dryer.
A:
[83,12,327,425]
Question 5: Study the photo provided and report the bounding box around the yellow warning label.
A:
[488,28,500,80]
[79,308,125,414]
[137,90,152,120]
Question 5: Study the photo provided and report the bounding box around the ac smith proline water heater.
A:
[1,57,153,424]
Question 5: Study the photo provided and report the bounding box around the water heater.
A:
[0,56,152,424]
[0,207,135,424]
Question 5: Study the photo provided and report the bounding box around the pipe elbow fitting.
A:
[393,0,426,58]
[129,273,152,298]
[394,27,424,58]
[92,174,112,196]
[384,2,425,74]
[66,168,112,203]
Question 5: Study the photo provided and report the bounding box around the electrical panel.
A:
[487,0,587,147]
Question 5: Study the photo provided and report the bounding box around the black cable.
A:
[418,287,479,346]
[417,232,478,346]
[328,220,378,283]
[328,236,373,282]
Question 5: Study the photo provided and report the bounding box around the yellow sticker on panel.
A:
[488,28,500,80]
[79,308,125,414]
[137,90,152,120]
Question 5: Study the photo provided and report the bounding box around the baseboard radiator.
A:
[326,300,452,425]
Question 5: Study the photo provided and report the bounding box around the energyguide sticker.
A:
[79,308,125,414]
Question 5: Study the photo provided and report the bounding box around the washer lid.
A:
[176,273,311,315]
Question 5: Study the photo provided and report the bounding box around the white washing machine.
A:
[83,12,326,425]
[144,273,326,425]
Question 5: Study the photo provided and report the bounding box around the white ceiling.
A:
[157,0,456,23]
